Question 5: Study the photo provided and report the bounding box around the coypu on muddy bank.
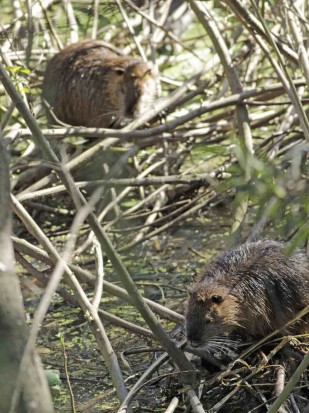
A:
[185,240,309,353]
[42,39,160,128]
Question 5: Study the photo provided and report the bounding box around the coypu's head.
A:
[90,57,160,128]
[121,61,160,120]
[185,281,242,352]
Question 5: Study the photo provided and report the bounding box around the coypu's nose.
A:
[186,328,202,348]
[188,340,200,348]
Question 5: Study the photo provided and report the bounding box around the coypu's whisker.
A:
[212,338,239,348]
[203,338,239,354]
[203,337,239,348]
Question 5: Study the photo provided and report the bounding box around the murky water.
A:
[22,211,231,412]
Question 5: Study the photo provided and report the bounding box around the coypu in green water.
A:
[42,39,160,128]
[185,240,309,353]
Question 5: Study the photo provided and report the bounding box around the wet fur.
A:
[186,240,309,350]
[42,40,160,128]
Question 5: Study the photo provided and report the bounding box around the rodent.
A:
[42,39,160,128]
[185,240,309,352]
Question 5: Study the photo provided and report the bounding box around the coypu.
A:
[185,240,309,353]
[42,39,160,128]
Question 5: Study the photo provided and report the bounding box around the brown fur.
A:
[42,40,160,128]
[185,240,309,350]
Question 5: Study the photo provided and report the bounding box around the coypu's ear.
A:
[190,269,199,283]
[145,68,153,76]
[211,295,223,304]
[146,64,160,79]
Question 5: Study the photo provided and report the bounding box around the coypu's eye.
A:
[211,295,223,304]
[114,68,124,76]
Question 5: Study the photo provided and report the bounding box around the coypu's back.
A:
[42,39,160,128]
[186,240,309,350]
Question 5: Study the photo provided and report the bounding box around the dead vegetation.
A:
[0,0,308,412]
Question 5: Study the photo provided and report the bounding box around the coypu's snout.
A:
[187,340,201,349]
[185,283,238,350]
[123,62,159,118]
[124,87,142,118]
[186,317,202,348]
[185,295,211,349]
[186,332,203,349]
